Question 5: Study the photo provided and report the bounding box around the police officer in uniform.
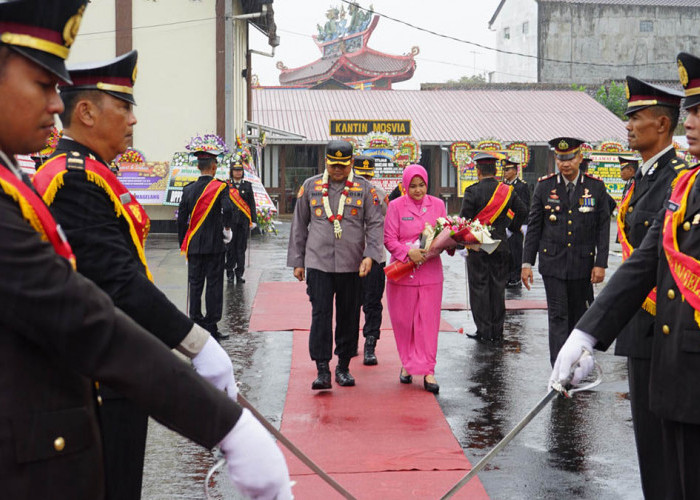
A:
[522,137,610,365]
[611,76,685,499]
[288,141,384,389]
[461,153,528,342]
[619,154,640,197]
[0,1,290,498]
[552,52,700,500]
[354,155,387,365]
[502,157,530,288]
[178,150,234,339]
[225,158,255,283]
[32,50,241,499]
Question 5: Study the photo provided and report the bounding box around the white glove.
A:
[192,336,238,400]
[252,222,258,230]
[219,409,293,499]
[521,224,528,237]
[549,329,596,389]
[506,228,513,238]
[223,227,233,244]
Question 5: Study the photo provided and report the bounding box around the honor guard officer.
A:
[461,153,528,342]
[611,75,686,500]
[522,137,610,365]
[225,157,255,283]
[354,155,388,365]
[0,1,290,498]
[31,50,241,500]
[178,149,234,339]
[502,157,530,288]
[288,141,384,389]
[552,52,700,500]
[619,154,640,197]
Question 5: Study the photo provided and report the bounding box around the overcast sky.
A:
[248,0,504,89]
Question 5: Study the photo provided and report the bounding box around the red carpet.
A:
[441,300,548,311]
[250,281,456,332]
[250,282,487,499]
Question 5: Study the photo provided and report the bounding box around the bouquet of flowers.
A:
[256,207,278,235]
[185,133,230,154]
[116,147,145,164]
[384,216,500,282]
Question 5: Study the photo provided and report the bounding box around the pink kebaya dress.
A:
[384,192,446,376]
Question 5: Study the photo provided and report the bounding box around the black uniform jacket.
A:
[523,172,610,280]
[577,166,700,424]
[0,160,241,499]
[178,175,233,254]
[511,177,531,209]
[460,177,529,255]
[44,139,192,353]
[615,149,687,358]
[228,179,256,226]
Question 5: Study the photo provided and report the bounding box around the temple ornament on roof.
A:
[276,3,417,90]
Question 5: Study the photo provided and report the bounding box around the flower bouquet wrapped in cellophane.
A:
[384,216,500,282]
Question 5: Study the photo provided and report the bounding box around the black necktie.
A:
[567,182,575,204]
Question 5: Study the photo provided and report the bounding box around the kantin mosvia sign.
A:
[330,120,411,136]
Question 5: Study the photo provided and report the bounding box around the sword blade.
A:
[440,389,560,499]
[237,394,357,500]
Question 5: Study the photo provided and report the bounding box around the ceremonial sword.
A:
[439,350,602,499]
[205,393,357,500]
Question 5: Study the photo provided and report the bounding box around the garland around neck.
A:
[322,169,354,239]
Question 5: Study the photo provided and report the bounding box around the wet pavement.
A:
[141,220,641,499]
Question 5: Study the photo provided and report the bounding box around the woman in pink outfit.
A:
[384,164,446,393]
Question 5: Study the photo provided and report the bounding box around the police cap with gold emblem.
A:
[548,137,584,161]
[677,52,700,111]
[326,140,353,166]
[625,75,682,116]
[0,0,88,83]
[502,157,520,170]
[353,155,375,177]
[618,154,640,171]
[60,50,138,105]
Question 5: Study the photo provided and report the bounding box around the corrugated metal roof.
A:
[538,0,700,6]
[252,89,628,145]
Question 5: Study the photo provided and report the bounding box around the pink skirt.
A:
[386,281,443,375]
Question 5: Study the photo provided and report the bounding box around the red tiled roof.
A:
[252,88,628,145]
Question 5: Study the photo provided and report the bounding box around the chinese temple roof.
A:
[277,15,418,89]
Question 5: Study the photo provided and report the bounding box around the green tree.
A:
[447,74,487,85]
[594,81,627,119]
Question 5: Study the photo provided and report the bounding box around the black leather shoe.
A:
[363,336,378,365]
[466,332,483,341]
[312,362,332,390]
[335,368,355,387]
[213,330,230,341]
[236,276,246,284]
[424,376,440,394]
[399,368,412,384]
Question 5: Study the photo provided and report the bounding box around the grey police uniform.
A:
[287,173,384,362]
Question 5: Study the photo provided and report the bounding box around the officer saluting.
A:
[522,137,610,365]
[225,157,255,283]
[288,141,384,389]
[552,52,700,499]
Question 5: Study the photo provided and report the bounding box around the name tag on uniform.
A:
[666,200,680,212]
[402,216,414,221]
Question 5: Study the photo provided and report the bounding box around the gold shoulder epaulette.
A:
[538,173,555,181]
[584,172,603,181]
[65,151,86,171]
